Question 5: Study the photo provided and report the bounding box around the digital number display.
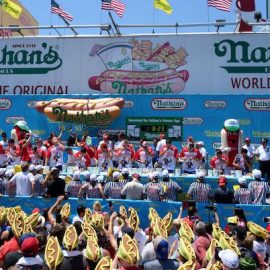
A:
[141,125,168,132]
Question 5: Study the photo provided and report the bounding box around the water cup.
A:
[208,170,213,177]
[213,169,218,177]
[235,170,242,178]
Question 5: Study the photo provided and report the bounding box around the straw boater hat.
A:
[60,202,71,221]
[179,221,195,243]
[153,218,168,238]
[128,207,140,232]
[84,236,101,262]
[178,260,196,270]
[82,221,98,240]
[117,234,139,265]
[62,225,78,252]
[162,212,173,232]
[45,236,64,270]
[247,221,267,239]
[95,256,112,270]
[178,237,196,262]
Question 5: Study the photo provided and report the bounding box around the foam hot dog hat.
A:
[82,221,98,240]
[95,256,112,270]
[83,208,92,223]
[128,207,140,232]
[162,212,173,232]
[84,236,101,262]
[179,221,194,243]
[60,202,71,221]
[153,218,168,238]
[178,260,196,270]
[178,237,196,261]
[12,212,25,238]
[45,236,64,270]
[91,213,104,229]
[247,221,267,239]
[117,234,139,265]
[62,225,78,251]
[148,207,159,222]
[209,261,222,270]
[212,223,222,240]
[119,205,127,217]
[0,207,6,223]
[25,212,40,229]
[206,239,218,262]
[218,231,240,255]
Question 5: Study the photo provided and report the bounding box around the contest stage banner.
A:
[0,94,269,156]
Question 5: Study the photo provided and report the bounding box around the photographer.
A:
[213,176,234,204]
[177,203,200,228]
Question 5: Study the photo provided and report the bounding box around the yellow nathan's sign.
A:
[154,0,173,15]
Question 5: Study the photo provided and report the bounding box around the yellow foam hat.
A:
[117,234,139,265]
[148,207,159,222]
[6,208,16,226]
[119,205,127,217]
[84,236,101,262]
[12,212,25,238]
[209,261,222,270]
[212,223,222,240]
[162,212,173,232]
[95,256,112,270]
[82,221,98,240]
[218,231,240,255]
[45,236,64,270]
[206,239,218,262]
[153,218,168,238]
[227,216,239,224]
[128,207,140,232]
[247,221,267,239]
[63,225,79,251]
[0,207,6,223]
[178,260,196,270]
[25,212,40,228]
[178,237,196,262]
[179,221,194,243]
[60,202,70,221]
[91,213,104,229]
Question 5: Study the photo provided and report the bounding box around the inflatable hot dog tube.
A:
[35,97,125,126]
[89,68,189,94]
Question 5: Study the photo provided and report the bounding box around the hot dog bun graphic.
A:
[88,68,189,94]
[35,98,124,126]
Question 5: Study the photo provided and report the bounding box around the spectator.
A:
[160,169,182,201]
[8,163,34,196]
[121,173,144,200]
[248,169,269,205]
[186,171,211,203]
[234,177,253,204]
[121,168,131,182]
[44,167,66,198]
[72,205,86,224]
[218,249,240,270]
[213,176,234,204]
[255,138,270,183]
[104,171,125,199]
[232,148,252,175]
[143,172,164,201]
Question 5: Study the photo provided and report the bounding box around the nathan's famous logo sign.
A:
[215,39,270,90]
[34,97,125,126]
[0,42,62,74]
[88,39,189,95]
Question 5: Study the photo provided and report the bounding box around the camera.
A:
[264,217,270,223]
[205,205,216,211]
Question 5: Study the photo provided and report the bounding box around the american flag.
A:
[207,0,232,12]
[101,0,126,17]
[51,0,74,21]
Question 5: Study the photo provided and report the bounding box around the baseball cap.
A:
[113,171,120,179]
[29,164,36,172]
[245,137,250,142]
[35,165,43,171]
[21,237,39,256]
[238,176,247,185]
[152,171,159,179]
[218,176,227,186]
[5,169,14,178]
[122,168,129,175]
[196,171,205,179]
[161,169,169,178]
[90,174,97,182]
[73,171,81,180]
[153,236,168,260]
[252,169,262,179]
[18,233,36,247]
[219,249,239,269]
[83,171,91,181]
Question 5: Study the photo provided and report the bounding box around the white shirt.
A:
[135,229,147,254]
[255,145,270,161]
[243,144,256,158]
[10,171,33,196]
[72,215,83,224]
[156,139,166,152]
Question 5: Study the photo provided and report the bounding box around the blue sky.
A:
[19,0,267,35]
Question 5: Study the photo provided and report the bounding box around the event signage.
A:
[0,33,270,95]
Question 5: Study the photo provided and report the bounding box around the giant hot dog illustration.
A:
[88,39,189,95]
[35,97,125,126]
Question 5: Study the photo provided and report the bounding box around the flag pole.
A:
[267,0,269,19]
[60,15,78,35]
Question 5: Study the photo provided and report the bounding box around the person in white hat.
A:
[186,171,211,203]
[234,177,252,204]
[78,173,105,199]
[121,167,131,182]
[104,171,126,199]
[143,171,164,201]
[248,169,269,205]
[218,249,240,269]
[4,168,15,196]
[27,164,36,183]
[66,171,82,198]
[160,169,182,201]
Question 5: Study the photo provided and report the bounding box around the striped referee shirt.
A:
[248,180,269,205]
[187,181,211,203]
[143,182,164,201]
[66,181,82,198]
[104,181,126,199]
[234,187,253,204]
[160,180,182,201]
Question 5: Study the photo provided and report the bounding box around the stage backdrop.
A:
[0,33,270,95]
[0,94,268,156]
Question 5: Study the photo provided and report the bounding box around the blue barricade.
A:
[0,196,269,230]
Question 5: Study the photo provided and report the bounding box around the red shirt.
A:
[0,237,19,261]
[134,147,154,161]
[73,151,91,168]
[179,147,202,159]
[19,141,32,162]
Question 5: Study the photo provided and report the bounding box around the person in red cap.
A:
[243,137,255,159]
[213,176,234,204]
